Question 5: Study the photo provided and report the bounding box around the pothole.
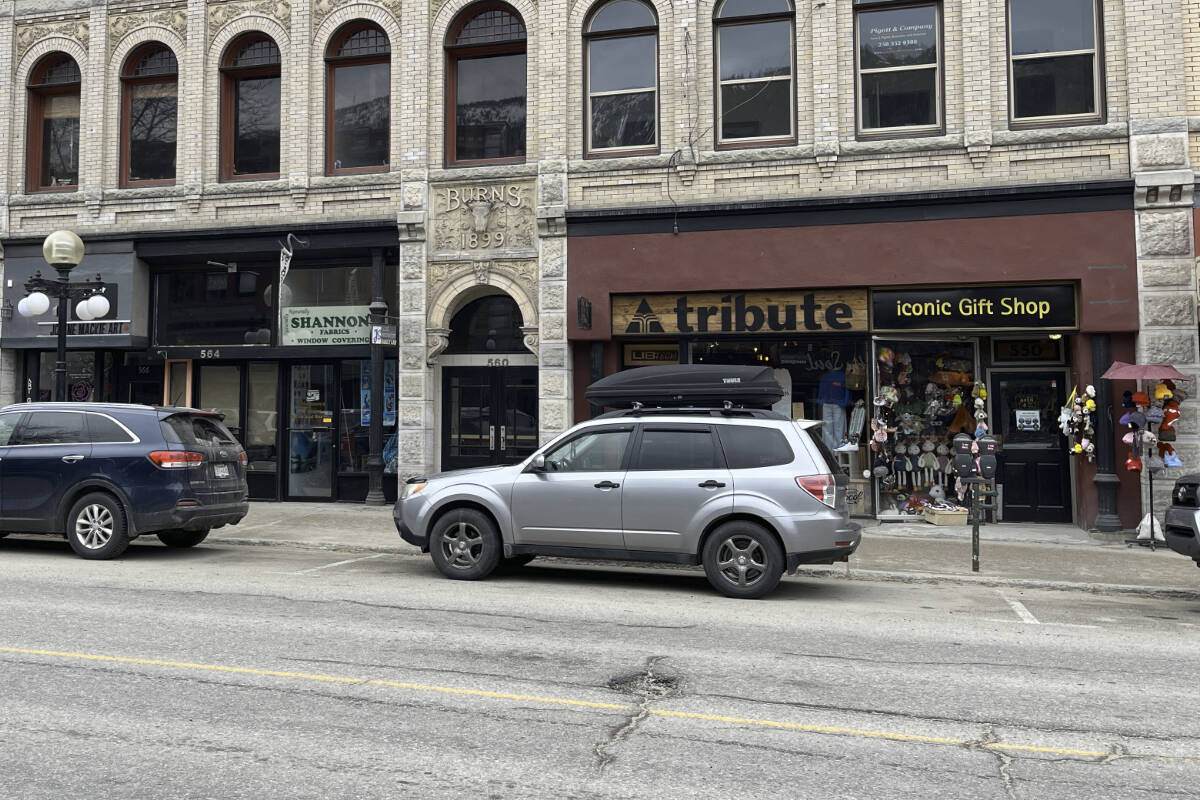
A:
[608,670,682,700]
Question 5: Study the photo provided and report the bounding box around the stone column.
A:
[810,0,838,177]
[960,0,991,168]
[287,0,310,210]
[1126,0,1197,518]
[0,2,16,403]
[180,0,206,210]
[79,3,107,218]
[537,206,569,444]
[396,210,431,480]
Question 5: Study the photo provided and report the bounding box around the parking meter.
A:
[976,435,999,479]
[953,433,975,478]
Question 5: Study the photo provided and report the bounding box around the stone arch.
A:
[427,272,539,364]
[430,0,538,166]
[13,39,89,195]
[204,18,292,185]
[105,28,186,189]
[310,5,403,176]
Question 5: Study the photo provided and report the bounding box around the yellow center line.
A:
[2,646,1192,764]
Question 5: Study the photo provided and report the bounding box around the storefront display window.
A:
[38,351,97,402]
[872,339,977,518]
[338,359,397,474]
[155,268,274,346]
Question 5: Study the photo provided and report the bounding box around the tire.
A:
[156,529,210,548]
[497,553,537,572]
[701,521,784,599]
[66,492,130,560]
[429,508,502,581]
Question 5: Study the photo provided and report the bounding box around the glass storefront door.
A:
[443,366,539,470]
[287,364,336,499]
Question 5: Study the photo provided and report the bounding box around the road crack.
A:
[593,656,680,772]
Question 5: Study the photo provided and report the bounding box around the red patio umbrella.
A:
[1100,361,1190,381]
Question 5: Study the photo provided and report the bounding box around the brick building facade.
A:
[0,0,1195,524]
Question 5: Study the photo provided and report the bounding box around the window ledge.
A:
[310,172,404,189]
[842,134,963,156]
[430,162,539,182]
[10,189,82,206]
[204,178,289,195]
[569,153,676,172]
[103,184,187,200]
[995,121,1126,145]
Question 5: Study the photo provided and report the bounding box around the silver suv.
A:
[393,408,860,598]
[1165,474,1200,567]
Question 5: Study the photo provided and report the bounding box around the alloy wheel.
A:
[715,535,767,587]
[75,504,115,550]
[441,522,484,569]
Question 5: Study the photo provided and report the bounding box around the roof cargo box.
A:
[586,365,784,409]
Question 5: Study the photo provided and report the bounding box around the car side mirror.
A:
[528,454,546,472]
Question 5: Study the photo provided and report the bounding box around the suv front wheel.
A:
[66,492,130,560]
[429,509,501,581]
[702,521,784,599]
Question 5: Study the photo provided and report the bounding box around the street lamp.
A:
[16,230,107,402]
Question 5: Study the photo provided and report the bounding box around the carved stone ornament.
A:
[108,8,188,57]
[426,328,450,367]
[208,0,292,43]
[520,325,539,356]
[431,182,536,254]
[426,258,539,322]
[314,0,402,29]
[16,19,89,60]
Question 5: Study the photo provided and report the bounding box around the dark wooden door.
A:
[443,366,539,471]
[993,371,1071,523]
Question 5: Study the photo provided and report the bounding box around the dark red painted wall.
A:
[568,210,1139,338]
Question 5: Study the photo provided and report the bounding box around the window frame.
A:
[539,424,634,473]
[325,21,392,176]
[628,424,726,472]
[583,0,660,158]
[853,0,944,139]
[713,0,796,149]
[444,2,529,167]
[12,410,89,446]
[25,54,82,193]
[219,33,283,182]
[1006,0,1104,128]
[120,43,179,188]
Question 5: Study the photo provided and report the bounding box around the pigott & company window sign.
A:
[282,305,372,346]
[871,285,1078,332]
[612,290,869,336]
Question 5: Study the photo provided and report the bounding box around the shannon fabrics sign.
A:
[612,291,869,336]
[871,285,1078,332]
[282,305,371,346]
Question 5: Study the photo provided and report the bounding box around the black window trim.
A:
[628,423,727,471]
[84,411,142,445]
[714,422,795,469]
[0,411,27,446]
[9,409,89,447]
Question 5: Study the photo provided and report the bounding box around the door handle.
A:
[500,425,507,451]
[698,480,726,489]
[489,425,496,450]
[594,480,620,489]
[62,454,85,463]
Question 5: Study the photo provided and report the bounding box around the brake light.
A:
[238,452,247,466]
[148,451,204,469]
[796,475,837,507]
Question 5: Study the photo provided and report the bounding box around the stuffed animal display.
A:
[1060,385,1096,462]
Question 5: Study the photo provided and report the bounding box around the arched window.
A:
[26,54,81,190]
[445,4,527,165]
[446,295,526,353]
[584,0,657,156]
[121,44,178,186]
[714,0,794,145]
[326,22,391,174]
[220,34,281,180]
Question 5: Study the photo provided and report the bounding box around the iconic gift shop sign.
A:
[612,291,869,336]
[282,305,371,346]
[872,285,1078,332]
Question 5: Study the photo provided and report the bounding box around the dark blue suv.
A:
[0,403,249,559]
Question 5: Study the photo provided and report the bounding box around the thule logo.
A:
[722,378,742,384]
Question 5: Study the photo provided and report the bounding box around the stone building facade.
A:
[0,0,1195,522]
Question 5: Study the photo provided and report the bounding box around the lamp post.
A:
[16,231,107,402]
[364,247,388,506]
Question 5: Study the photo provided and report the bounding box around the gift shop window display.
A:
[869,340,982,518]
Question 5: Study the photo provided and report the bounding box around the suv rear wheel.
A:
[429,509,501,580]
[702,521,784,599]
[66,493,130,560]
[157,529,210,548]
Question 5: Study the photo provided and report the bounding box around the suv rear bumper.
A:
[1164,506,1200,561]
[134,500,249,534]
[787,541,859,572]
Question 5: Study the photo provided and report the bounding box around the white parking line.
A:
[999,592,1041,625]
[290,554,386,575]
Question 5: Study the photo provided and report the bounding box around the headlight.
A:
[402,481,427,500]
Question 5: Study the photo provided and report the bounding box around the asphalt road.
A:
[1,534,1198,799]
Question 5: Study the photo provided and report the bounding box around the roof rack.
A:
[595,407,789,420]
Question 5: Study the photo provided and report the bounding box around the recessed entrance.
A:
[991,370,1072,523]
[439,293,539,471]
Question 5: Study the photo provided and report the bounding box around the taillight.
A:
[148,451,204,469]
[796,475,837,508]
[238,452,247,466]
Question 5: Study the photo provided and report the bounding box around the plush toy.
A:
[975,420,988,439]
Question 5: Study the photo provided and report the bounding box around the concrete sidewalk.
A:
[208,503,1200,598]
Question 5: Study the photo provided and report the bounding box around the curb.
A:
[208,535,1200,600]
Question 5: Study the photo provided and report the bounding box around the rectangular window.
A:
[18,411,87,445]
[40,94,80,186]
[855,3,940,135]
[155,270,274,346]
[331,62,390,170]
[632,428,720,471]
[233,76,281,175]
[129,82,177,182]
[588,35,657,152]
[455,53,527,161]
[717,19,793,143]
[1009,0,1100,123]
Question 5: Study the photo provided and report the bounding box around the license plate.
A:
[214,464,230,478]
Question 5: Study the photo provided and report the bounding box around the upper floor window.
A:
[1009,0,1101,124]
[445,3,527,165]
[855,2,941,135]
[326,22,391,174]
[221,34,281,180]
[27,54,81,191]
[121,44,178,186]
[715,0,794,145]
[585,0,658,156]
